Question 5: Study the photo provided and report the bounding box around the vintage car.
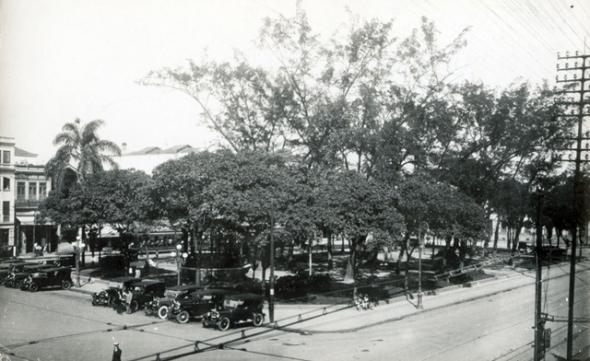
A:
[4,264,55,288]
[121,280,166,314]
[202,293,265,331]
[91,277,141,307]
[0,262,26,284]
[21,267,73,291]
[143,284,201,318]
[171,289,231,324]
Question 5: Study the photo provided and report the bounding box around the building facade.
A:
[0,136,54,257]
[0,137,16,257]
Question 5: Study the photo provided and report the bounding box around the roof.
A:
[123,144,198,156]
[15,147,38,157]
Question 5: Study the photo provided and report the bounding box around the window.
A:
[2,151,10,164]
[17,182,25,200]
[2,177,9,191]
[28,182,37,200]
[38,182,46,200]
[2,201,9,222]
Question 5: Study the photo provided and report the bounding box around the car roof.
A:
[225,293,264,300]
[168,284,201,291]
[189,288,235,296]
[135,280,165,286]
[109,276,142,283]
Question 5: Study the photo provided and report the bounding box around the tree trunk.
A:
[512,218,524,253]
[327,232,333,270]
[396,233,411,275]
[344,237,358,282]
[493,218,500,251]
[341,234,345,254]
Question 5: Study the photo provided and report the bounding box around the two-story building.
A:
[14,147,55,255]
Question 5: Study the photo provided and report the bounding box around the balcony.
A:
[15,199,43,209]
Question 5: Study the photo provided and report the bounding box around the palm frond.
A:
[81,119,105,144]
[95,139,122,156]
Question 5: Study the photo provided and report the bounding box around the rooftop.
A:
[123,144,199,156]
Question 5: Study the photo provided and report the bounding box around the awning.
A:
[16,212,53,226]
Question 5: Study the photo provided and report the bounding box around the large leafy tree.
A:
[47,118,121,189]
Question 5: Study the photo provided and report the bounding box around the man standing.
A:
[112,341,122,361]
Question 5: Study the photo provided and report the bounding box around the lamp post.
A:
[75,239,85,287]
[175,244,183,286]
[269,211,275,324]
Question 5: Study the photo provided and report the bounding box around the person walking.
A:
[112,341,122,361]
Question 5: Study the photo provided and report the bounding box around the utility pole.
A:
[555,50,590,360]
[533,188,544,361]
[269,209,275,324]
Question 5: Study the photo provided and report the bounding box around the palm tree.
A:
[47,118,121,189]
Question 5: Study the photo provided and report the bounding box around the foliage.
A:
[46,118,121,188]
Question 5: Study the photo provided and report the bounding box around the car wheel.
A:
[127,300,139,314]
[91,296,98,306]
[144,307,154,316]
[29,283,39,292]
[176,311,190,324]
[157,305,169,320]
[217,316,231,331]
[252,313,264,327]
[202,319,209,328]
[61,280,72,289]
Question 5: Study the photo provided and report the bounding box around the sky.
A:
[1,0,589,162]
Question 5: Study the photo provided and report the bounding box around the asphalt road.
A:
[0,265,588,361]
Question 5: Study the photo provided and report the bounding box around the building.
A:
[14,147,55,255]
[0,137,16,257]
[112,144,202,175]
[0,136,54,257]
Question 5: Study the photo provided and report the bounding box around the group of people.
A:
[353,293,375,311]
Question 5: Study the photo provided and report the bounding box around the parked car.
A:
[0,262,26,284]
[91,277,141,307]
[171,289,231,324]
[144,284,201,318]
[202,293,265,331]
[121,280,166,314]
[4,264,55,288]
[21,267,72,291]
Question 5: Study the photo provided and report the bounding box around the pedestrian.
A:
[112,341,122,361]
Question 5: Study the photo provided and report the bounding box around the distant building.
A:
[111,144,201,175]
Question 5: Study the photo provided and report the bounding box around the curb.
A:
[290,264,590,334]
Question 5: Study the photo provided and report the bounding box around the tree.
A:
[317,171,403,281]
[47,118,121,188]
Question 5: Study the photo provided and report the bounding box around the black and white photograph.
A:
[0,1,589,360]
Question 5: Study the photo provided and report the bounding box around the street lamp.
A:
[269,211,276,324]
[74,240,85,287]
[175,244,183,286]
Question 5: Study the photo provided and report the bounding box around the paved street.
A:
[0,262,588,361]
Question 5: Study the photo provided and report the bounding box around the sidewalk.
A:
[269,259,590,334]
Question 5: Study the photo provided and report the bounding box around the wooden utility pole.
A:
[556,50,590,360]
[533,189,544,361]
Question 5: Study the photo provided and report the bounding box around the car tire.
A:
[176,311,190,324]
[91,296,98,306]
[127,300,139,314]
[29,283,39,292]
[217,316,231,331]
[252,313,264,327]
[157,305,169,320]
[202,319,209,328]
[61,280,72,290]
[144,307,154,316]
